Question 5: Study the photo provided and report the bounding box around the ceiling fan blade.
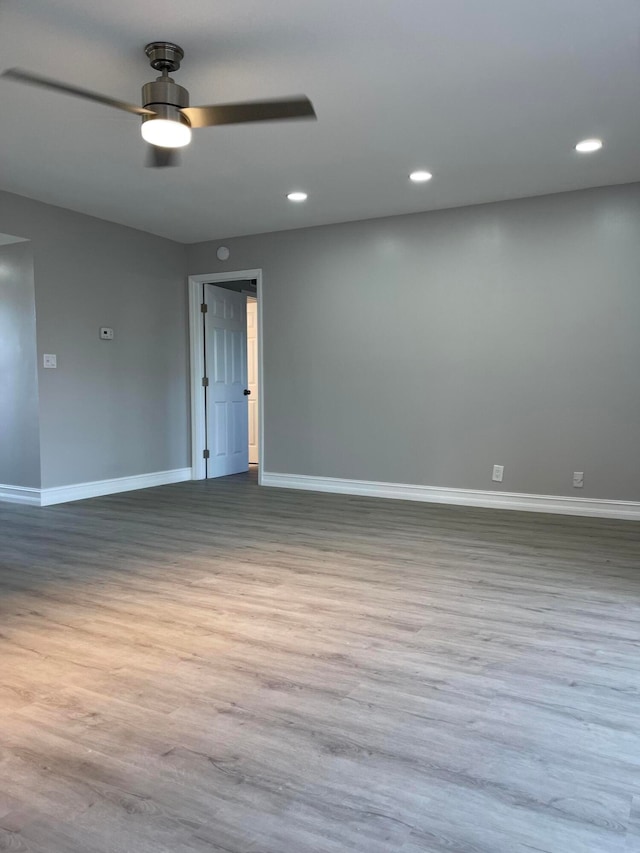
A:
[2,68,154,117]
[146,145,179,168]
[181,96,315,129]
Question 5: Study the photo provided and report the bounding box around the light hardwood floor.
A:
[1,471,639,852]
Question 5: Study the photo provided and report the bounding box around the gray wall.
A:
[0,191,188,489]
[188,183,640,502]
[0,240,40,488]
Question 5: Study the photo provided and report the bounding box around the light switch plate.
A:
[100,327,114,340]
[43,354,57,368]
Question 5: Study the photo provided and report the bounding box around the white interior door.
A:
[204,284,249,478]
[247,298,259,464]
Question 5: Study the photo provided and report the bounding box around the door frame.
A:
[188,269,264,482]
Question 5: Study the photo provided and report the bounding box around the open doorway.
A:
[188,270,263,482]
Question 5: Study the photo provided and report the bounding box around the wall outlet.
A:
[43,354,57,368]
[573,471,584,488]
[492,464,504,483]
[100,327,114,340]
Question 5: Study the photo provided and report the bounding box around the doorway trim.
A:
[188,269,264,483]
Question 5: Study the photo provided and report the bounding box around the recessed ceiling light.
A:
[575,138,603,153]
[287,191,308,202]
[409,170,433,183]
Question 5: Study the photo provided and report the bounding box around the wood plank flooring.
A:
[1,470,639,852]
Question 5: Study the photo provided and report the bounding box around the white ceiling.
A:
[0,233,29,246]
[0,0,639,243]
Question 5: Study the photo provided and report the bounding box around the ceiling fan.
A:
[2,42,317,167]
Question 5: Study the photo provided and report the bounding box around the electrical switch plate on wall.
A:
[43,354,57,368]
[100,327,114,340]
[492,464,504,482]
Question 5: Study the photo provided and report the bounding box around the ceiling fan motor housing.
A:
[142,76,190,128]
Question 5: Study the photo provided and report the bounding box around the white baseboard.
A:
[261,472,640,521]
[0,484,41,506]
[41,468,192,506]
[0,468,192,507]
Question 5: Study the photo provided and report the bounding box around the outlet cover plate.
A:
[492,464,504,482]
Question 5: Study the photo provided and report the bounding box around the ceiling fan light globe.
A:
[141,118,192,148]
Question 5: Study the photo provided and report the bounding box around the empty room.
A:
[1,1,639,851]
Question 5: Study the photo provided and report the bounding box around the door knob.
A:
[244,389,251,395]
